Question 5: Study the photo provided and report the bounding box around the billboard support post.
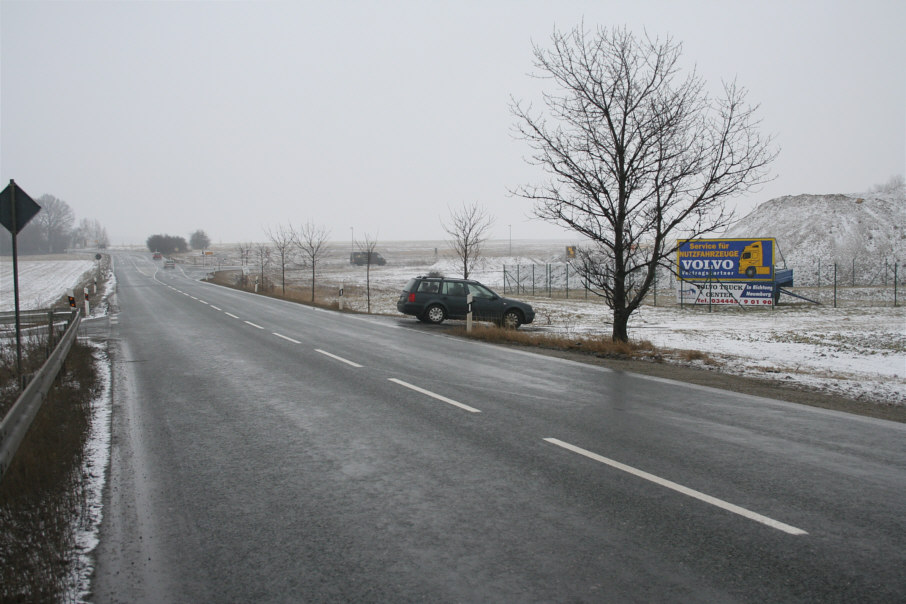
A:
[894,263,898,307]
[834,264,838,308]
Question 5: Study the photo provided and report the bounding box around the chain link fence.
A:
[502,261,903,307]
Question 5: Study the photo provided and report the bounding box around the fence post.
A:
[852,258,856,287]
[817,259,821,288]
[502,266,506,294]
[565,264,569,299]
[833,263,837,308]
[895,263,899,307]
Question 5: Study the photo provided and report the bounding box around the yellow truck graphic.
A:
[739,241,771,278]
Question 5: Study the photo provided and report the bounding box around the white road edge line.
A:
[388,378,481,413]
[224,312,240,319]
[315,349,363,367]
[273,333,301,344]
[244,321,264,329]
[543,438,807,536]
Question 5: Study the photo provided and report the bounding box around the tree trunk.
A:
[311,265,316,302]
[611,312,630,342]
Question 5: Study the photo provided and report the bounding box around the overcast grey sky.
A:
[2,0,904,246]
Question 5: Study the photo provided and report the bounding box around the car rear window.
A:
[443,282,466,296]
[403,278,417,292]
[417,280,441,294]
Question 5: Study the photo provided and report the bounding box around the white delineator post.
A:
[83,287,90,316]
[466,293,473,333]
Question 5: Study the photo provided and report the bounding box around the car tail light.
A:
[408,293,416,303]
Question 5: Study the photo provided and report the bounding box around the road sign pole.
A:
[10,181,23,380]
[1,179,42,387]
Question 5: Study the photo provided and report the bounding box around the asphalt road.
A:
[90,253,906,603]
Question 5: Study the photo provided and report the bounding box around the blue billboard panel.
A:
[676,238,776,282]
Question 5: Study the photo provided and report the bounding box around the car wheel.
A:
[425,304,446,324]
[502,309,522,329]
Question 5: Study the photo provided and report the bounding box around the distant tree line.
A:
[189,229,211,250]
[146,234,188,256]
[145,230,211,255]
[0,194,109,255]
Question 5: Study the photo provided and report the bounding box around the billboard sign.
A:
[676,238,776,282]
[675,281,776,306]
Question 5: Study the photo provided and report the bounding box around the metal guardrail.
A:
[0,310,81,483]
[0,309,74,326]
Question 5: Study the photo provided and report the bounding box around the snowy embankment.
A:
[529,298,905,406]
[0,256,96,311]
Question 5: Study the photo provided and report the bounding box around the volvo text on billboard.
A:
[676,238,776,282]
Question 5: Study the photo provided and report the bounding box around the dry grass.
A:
[205,270,350,311]
[679,349,716,364]
[0,338,100,602]
[457,323,660,359]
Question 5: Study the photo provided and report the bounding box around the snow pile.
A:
[724,192,906,276]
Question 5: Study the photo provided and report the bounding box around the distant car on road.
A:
[163,259,175,269]
[397,276,534,328]
[153,252,162,260]
[350,251,386,266]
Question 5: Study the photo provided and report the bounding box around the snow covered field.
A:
[0,255,97,311]
[301,240,905,407]
[4,250,904,407]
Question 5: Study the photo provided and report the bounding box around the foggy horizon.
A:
[2,1,903,246]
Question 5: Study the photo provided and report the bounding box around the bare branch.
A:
[512,24,777,341]
[355,233,379,313]
[441,202,494,279]
[264,223,295,295]
[293,221,331,303]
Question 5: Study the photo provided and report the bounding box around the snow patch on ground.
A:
[66,341,112,603]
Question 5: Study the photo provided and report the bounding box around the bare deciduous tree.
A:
[355,233,379,313]
[512,25,777,341]
[264,223,295,295]
[869,174,905,195]
[34,195,75,253]
[74,218,109,249]
[293,221,330,302]
[254,243,271,289]
[236,242,252,267]
[442,202,494,279]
